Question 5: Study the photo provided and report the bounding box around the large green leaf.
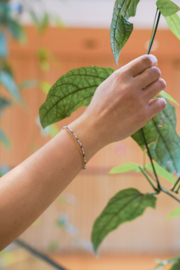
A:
[110,15,133,65]
[109,163,141,174]
[156,0,180,17]
[110,0,140,65]
[132,99,180,176]
[91,188,156,253]
[165,14,180,40]
[39,66,115,128]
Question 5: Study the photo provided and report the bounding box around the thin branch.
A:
[139,166,158,192]
[161,187,180,203]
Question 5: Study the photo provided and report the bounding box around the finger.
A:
[143,79,166,101]
[136,66,161,89]
[148,98,167,118]
[122,55,158,77]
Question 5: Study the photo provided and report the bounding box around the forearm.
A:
[0,115,100,250]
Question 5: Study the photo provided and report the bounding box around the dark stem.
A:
[15,239,68,270]
[161,187,180,203]
[139,166,158,192]
[140,10,162,191]
[170,177,180,192]
[147,10,161,54]
[141,129,161,191]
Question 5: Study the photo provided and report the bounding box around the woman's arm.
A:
[0,55,166,250]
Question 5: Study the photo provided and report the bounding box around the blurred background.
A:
[0,0,180,269]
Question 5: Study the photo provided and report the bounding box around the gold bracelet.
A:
[61,126,87,170]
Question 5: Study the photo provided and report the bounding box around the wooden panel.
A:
[1,27,180,253]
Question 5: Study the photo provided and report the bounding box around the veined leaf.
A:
[110,0,141,65]
[0,130,11,148]
[109,163,141,174]
[166,208,180,219]
[39,66,115,128]
[91,188,156,253]
[111,15,133,65]
[132,99,180,176]
[0,71,22,103]
[165,14,180,40]
[159,91,178,105]
[145,163,176,184]
[156,0,180,17]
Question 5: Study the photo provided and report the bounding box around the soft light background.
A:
[1,1,180,269]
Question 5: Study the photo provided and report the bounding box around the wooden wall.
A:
[1,27,180,254]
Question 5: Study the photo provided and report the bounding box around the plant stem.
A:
[144,168,156,183]
[161,187,180,203]
[147,10,161,54]
[140,129,161,190]
[139,166,158,192]
[140,10,162,191]
[170,177,180,192]
[149,9,158,49]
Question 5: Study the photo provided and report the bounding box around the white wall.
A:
[18,0,180,29]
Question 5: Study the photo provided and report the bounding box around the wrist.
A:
[68,114,104,163]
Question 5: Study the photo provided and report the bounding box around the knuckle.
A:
[113,69,123,81]
[142,55,153,67]
[157,98,167,110]
[158,78,166,89]
[150,66,161,78]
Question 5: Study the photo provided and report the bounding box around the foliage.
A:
[91,188,156,253]
[39,0,180,267]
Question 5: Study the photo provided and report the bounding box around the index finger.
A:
[122,55,158,77]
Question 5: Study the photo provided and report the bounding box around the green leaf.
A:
[91,188,156,253]
[0,129,11,148]
[0,97,11,117]
[159,91,178,105]
[132,99,180,176]
[111,15,133,65]
[109,163,141,174]
[145,163,175,184]
[166,208,180,219]
[39,66,115,128]
[7,18,26,42]
[110,0,140,65]
[165,14,180,40]
[156,0,180,17]
[0,31,7,58]
[0,71,22,103]
[171,261,180,270]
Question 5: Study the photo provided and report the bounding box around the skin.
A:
[0,55,166,251]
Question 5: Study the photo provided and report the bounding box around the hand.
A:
[70,55,166,161]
